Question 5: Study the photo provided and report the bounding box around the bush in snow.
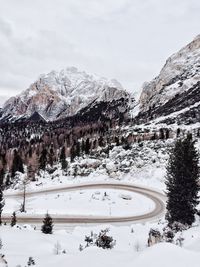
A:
[83,229,116,250]
[79,244,84,251]
[11,211,17,227]
[84,235,94,247]
[147,228,162,247]
[175,235,184,247]
[95,229,116,249]
[27,257,36,266]
[162,227,174,243]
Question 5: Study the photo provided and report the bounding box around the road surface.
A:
[3,182,166,225]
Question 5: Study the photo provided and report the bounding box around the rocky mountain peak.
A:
[138,35,200,124]
[1,67,132,122]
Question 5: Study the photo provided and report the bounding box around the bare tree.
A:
[20,175,28,213]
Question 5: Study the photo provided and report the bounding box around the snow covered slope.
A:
[1,67,133,121]
[138,35,200,125]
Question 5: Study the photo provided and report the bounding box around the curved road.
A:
[3,182,166,225]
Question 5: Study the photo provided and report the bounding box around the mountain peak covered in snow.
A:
[138,35,200,125]
[1,67,132,121]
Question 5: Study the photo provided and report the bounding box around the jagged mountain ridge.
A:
[137,35,200,125]
[2,36,200,126]
[1,67,133,122]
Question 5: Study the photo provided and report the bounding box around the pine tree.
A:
[81,139,85,154]
[159,128,165,139]
[166,129,170,139]
[0,169,4,186]
[115,136,120,146]
[60,147,68,171]
[70,144,76,163]
[165,134,199,226]
[98,136,104,147]
[11,211,17,227]
[49,147,54,167]
[41,213,53,234]
[11,150,24,178]
[39,148,48,170]
[85,138,90,154]
[76,141,81,157]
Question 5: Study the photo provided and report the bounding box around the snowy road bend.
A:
[3,183,166,225]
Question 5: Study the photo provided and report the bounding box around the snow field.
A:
[1,221,200,267]
[4,189,155,217]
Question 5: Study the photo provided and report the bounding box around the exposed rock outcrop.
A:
[138,35,200,124]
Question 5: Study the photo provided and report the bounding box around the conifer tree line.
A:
[0,119,112,184]
[165,133,200,226]
[0,117,155,184]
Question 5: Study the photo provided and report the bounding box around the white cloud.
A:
[0,0,199,105]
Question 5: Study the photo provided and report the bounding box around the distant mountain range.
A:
[0,35,200,126]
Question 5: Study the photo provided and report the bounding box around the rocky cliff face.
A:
[1,67,133,121]
[138,35,200,125]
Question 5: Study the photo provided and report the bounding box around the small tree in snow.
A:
[176,235,184,247]
[20,175,28,213]
[95,229,116,249]
[84,235,93,247]
[27,257,36,266]
[79,244,84,251]
[53,241,62,255]
[162,228,174,243]
[11,211,17,227]
[41,213,53,234]
[147,228,162,247]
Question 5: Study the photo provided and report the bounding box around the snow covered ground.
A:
[1,220,200,267]
[4,189,155,217]
[1,139,200,266]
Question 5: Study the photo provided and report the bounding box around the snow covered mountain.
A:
[1,67,133,122]
[137,35,200,125]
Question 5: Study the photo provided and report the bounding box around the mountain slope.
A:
[1,67,133,122]
[137,35,200,125]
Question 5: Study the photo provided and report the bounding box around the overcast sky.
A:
[0,0,199,105]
